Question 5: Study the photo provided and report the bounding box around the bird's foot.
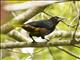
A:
[32,40,37,44]
[71,39,77,44]
[45,39,49,42]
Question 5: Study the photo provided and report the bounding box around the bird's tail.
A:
[22,24,35,32]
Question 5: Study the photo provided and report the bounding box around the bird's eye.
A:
[54,16,59,19]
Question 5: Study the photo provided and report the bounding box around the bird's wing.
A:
[27,20,53,29]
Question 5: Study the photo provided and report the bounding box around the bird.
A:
[22,16,64,43]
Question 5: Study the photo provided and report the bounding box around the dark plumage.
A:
[22,16,63,42]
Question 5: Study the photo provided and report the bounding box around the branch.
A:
[73,45,80,48]
[48,30,80,38]
[1,4,49,34]
[56,46,80,59]
[47,47,55,60]
[8,30,28,42]
[8,25,80,42]
[72,1,80,40]
[3,1,58,11]
[0,39,80,49]
[8,30,80,43]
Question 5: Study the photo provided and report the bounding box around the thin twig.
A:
[73,45,80,49]
[72,15,79,40]
[33,48,44,54]
[11,11,17,17]
[72,2,80,40]
[61,20,76,28]
[47,47,55,60]
[43,11,76,28]
[43,11,53,17]
[56,46,80,59]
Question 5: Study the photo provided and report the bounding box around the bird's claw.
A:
[45,39,49,42]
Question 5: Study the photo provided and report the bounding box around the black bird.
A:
[22,16,64,42]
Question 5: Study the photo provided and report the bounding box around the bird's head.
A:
[50,16,65,24]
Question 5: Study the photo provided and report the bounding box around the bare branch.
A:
[48,30,80,39]
[3,1,58,11]
[73,45,80,48]
[56,46,80,59]
[47,47,55,60]
[1,6,48,34]
[8,30,28,42]
[71,1,80,43]
[0,39,80,49]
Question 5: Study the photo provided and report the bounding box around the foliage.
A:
[1,1,80,60]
